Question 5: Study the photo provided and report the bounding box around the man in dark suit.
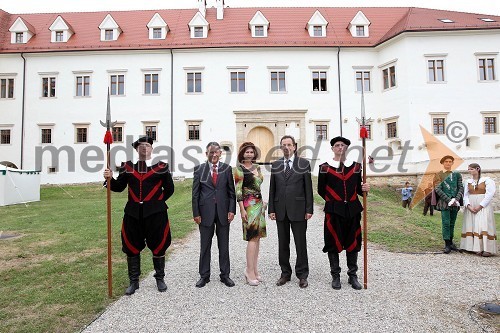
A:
[192,142,237,288]
[268,135,313,288]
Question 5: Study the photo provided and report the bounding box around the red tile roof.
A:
[0,7,499,53]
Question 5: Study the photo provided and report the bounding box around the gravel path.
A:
[83,174,499,333]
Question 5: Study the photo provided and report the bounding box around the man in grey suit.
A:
[268,135,313,288]
[192,142,237,288]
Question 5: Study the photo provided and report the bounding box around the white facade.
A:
[1,29,499,184]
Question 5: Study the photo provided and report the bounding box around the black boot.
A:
[328,252,341,290]
[346,251,362,290]
[125,255,141,295]
[443,240,451,254]
[449,237,459,251]
[153,256,167,292]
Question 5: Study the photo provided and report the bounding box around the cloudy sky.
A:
[1,0,500,16]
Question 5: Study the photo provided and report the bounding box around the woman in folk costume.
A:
[233,142,267,286]
[460,163,497,256]
[317,136,370,290]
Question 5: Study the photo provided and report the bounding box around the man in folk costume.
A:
[317,136,370,290]
[103,136,174,295]
[433,155,463,254]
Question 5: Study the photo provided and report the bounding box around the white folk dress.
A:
[460,177,497,254]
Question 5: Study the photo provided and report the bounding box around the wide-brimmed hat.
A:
[330,136,351,146]
[132,136,154,149]
[440,155,454,164]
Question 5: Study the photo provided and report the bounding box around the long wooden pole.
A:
[362,137,368,289]
[106,147,112,297]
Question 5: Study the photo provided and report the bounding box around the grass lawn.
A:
[1,179,498,332]
[0,180,195,333]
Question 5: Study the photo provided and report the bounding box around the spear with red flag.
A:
[358,87,370,289]
[100,89,116,297]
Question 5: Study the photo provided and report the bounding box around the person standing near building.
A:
[103,136,174,295]
[233,142,267,286]
[192,142,236,288]
[317,136,370,290]
[434,155,464,254]
[460,163,497,256]
[423,183,434,216]
[268,135,313,289]
[400,182,413,209]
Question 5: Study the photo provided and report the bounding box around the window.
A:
[356,71,370,92]
[0,78,14,99]
[105,29,114,41]
[439,19,454,23]
[315,124,327,140]
[110,75,125,95]
[187,72,202,93]
[42,77,56,97]
[387,122,397,138]
[313,26,322,37]
[41,128,52,144]
[255,26,264,37]
[433,117,446,135]
[230,72,246,93]
[0,129,10,144]
[480,18,496,22]
[479,58,495,81]
[428,60,445,82]
[484,116,497,134]
[144,74,159,95]
[383,66,396,89]
[153,28,162,39]
[48,167,57,173]
[76,127,88,143]
[356,26,365,36]
[312,71,327,92]
[76,76,90,97]
[55,31,64,42]
[271,71,286,92]
[112,126,123,142]
[15,32,23,43]
[145,125,157,141]
[188,124,200,140]
[194,27,203,38]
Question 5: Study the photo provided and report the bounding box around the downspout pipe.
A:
[170,49,174,172]
[337,46,342,136]
[20,53,26,169]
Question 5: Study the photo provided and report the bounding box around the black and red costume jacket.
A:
[317,160,364,218]
[108,160,174,219]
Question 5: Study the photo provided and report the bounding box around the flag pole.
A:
[359,88,369,289]
[101,89,116,297]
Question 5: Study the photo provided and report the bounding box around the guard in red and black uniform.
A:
[103,136,174,295]
[317,136,369,290]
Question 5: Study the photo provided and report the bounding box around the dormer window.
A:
[348,11,370,38]
[194,27,204,38]
[249,11,269,38]
[480,18,496,22]
[105,29,113,41]
[356,26,365,37]
[55,31,64,42]
[153,28,162,39]
[9,17,35,44]
[188,11,209,39]
[147,13,168,40]
[49,16,74,43]
[313,26,323,37]
[15,32,23,43]
[99,14,122,42]
[439,19,454,23]
[306,11,328,38]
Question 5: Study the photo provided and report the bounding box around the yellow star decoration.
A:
[410,126,464,209]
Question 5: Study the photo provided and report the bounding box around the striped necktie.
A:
[285,159,292,179]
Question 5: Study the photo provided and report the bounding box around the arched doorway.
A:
[246,126,274,163]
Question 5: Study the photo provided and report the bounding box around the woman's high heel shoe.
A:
[255,273,263,282]
[244,269,259,286]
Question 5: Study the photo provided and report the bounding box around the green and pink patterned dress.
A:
[233,165,267,241]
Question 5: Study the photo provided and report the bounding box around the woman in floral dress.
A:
[233,142,267,286]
